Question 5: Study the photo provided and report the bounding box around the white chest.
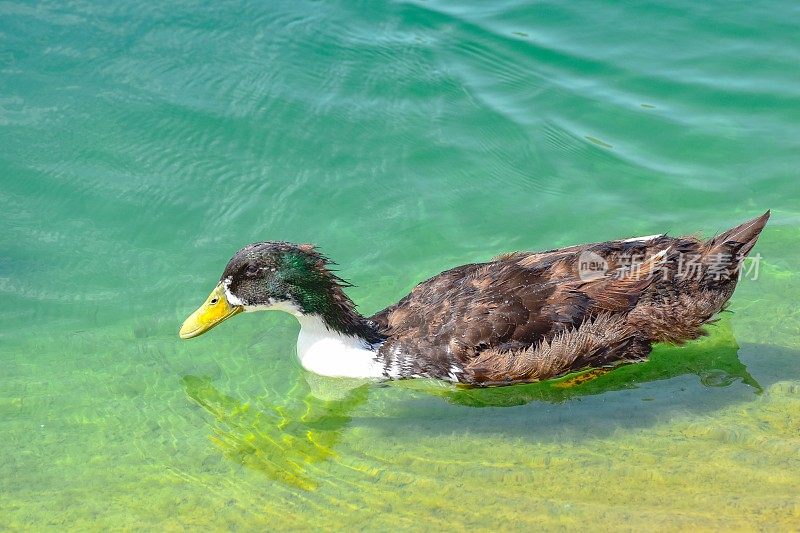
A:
[295,316,384,379]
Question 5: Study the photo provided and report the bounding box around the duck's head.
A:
[179,241,379,341]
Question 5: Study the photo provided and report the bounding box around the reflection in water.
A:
[184,319,758,489]
[182,375,370,490]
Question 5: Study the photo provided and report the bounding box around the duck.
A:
[179,211,769,386]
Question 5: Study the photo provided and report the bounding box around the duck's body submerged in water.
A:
[180,211,769,386]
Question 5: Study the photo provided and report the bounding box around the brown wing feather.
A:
[370,212,769,385]
[371,238,672,381]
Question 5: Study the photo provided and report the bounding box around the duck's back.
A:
[370,212,770,385]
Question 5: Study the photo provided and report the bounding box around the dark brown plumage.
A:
[368,211,770,385]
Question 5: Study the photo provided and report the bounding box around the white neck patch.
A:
[294,314,384,379]
[225,285,385,379]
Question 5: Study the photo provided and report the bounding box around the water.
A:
[2,0,799,529]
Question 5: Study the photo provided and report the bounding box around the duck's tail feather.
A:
[697,210,770,284]
[703,210,770,260]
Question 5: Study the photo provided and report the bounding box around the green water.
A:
[2,0,800,529]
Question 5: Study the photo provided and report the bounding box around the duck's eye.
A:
[245,264,260,277]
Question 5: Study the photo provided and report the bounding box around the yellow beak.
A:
[179,283,243,339]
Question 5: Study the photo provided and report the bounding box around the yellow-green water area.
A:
[2,0,799,530]
[3,230,799,530]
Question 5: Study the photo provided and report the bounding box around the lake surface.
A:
[2,0,799,529]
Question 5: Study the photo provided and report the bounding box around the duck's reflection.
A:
[181,374,370,490]
[182,319,760,489]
